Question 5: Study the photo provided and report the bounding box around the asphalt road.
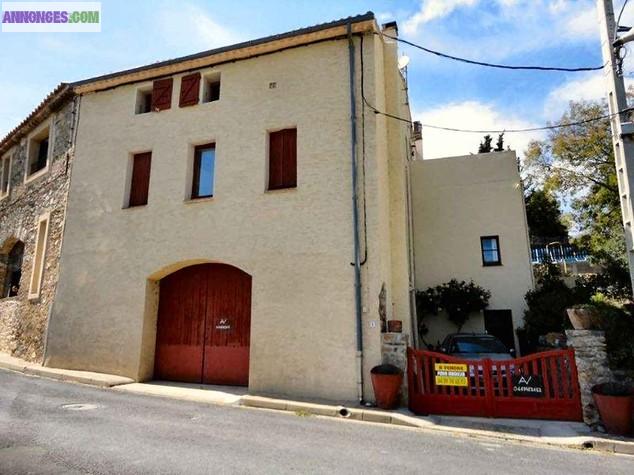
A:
[0,370,631,475]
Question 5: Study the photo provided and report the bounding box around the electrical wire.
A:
[361,91,634,134]
[377,32,606,72]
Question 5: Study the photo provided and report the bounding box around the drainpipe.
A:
[347,23,364,404]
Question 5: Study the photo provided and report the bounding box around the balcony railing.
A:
[531,245,589,264]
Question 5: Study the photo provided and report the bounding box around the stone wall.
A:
[0,98,76,362]
[566,330,612,426]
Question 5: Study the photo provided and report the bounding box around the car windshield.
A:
[452,337,507,354]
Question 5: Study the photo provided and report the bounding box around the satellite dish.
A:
[398,55,410,70]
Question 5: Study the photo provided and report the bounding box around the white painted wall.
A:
[410,152,534,350]
[45,33,412,402]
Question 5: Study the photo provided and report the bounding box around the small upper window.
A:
[202,74,221,103]
[1,155,11,196]
[27,126,50,178]
[481,236,502,266]
[136,88,153,114]
[191,144,216,199]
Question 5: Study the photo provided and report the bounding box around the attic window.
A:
[136,88,152,114]
[203,74,221,103]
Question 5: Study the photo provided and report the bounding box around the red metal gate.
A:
[407,348,582,421]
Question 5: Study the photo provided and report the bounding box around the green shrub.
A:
[416,279,491,336]
[592,300,634,371]
[522,261,575,341]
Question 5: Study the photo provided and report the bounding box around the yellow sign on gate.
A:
[434,363,468,386]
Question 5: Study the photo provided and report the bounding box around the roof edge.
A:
[0,83,73,156]
[73,12,377,94]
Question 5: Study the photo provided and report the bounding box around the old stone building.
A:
[0,85,77,361]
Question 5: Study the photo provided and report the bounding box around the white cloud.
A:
[563,5,598,40]
[400,0,601,61]
[403,0,477,35]
[544,73,634,118]
[156,4,241,54]
[415,101,544,159]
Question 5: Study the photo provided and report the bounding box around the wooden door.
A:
[203,264,252,385]
[154,263,252,386]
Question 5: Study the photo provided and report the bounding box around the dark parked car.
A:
[440,333,515,361]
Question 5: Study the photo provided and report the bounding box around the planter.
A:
[387,320,403,333]
[592,383,634,436]
[566,308,596,330]
[371,364,403,409]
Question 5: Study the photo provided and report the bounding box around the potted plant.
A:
[370,364,403,409]
[592,382,634,436]
[566,304,597,330]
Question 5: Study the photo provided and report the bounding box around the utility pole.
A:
[597,0,634,291]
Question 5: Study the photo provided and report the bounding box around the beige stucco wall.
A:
[411,151,534,350]
[45,33,412,402]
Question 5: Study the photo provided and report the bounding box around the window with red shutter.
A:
[179,72,201,107]
[128,152,152,207]
[268,128,297,190]
[151,78,173,111]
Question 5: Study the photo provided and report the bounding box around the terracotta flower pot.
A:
[592,383,634,436]
[387,320,402,333]
[566,308,595,330]
[371,364,403,409]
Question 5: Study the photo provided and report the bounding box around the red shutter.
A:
[179,73,201,107]
[129,152,152,207]
[152,78,173,111]
[282,128,297,188]
[268,128,297,190]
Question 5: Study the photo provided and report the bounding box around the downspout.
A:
[348,23,364,404]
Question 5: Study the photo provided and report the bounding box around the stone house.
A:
[0,13,534,403]
[0,85,77,361]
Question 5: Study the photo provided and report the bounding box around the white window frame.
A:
[24,117,55,184]
[28,212,51,300]
[0,152,12,200]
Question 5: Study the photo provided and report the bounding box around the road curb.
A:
[0,353,134,388]
[2,355,632,456]
[239,395,634,456]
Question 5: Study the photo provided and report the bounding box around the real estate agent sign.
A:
[512,374,544,397]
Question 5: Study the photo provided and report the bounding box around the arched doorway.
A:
[154,263,252,386]
[2,240,24,298]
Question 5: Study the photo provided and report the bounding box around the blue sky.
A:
[0,0,630,158]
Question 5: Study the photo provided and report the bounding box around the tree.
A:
[522,99,626,268]
[494,133,505,152]
[524,188,568,241]
[478,134,493,153]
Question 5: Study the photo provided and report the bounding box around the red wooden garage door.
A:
[154,263,252,386]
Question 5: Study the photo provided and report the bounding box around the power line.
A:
[378,32,606,72]
[361,93,632,134]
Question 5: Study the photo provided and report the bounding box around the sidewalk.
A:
[1,351,633,456]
